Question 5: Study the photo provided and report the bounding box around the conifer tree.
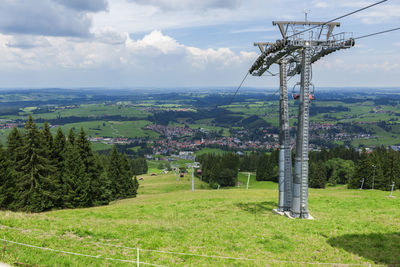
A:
[0,143,13,209]
[93,155,112,205]
[62,139,90,208]
[133,176,139,193]
[256,154,274,181]
[75,128,100,205]
[131,158,148,175]
[42,121,53,152]
[378,149,399,190]
[350,154,374,189]
[107,145,124,199]
[67,128,75,146]
[6,127,24,164]
[309,161,327,188]
[53,128,66,207]
[121,153,136,197]
[14,115,56,212]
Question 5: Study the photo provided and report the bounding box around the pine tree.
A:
[379,149,399,191]
[121,154,136,197]
[107,145,124,199]
[0,143,13,209]
[4,127,24,210]
[14,115,56,212]
[53,128,66,207]
[309,161,326,188]
[133,176,139,193]
[93,154,112,205]
[67,128,75,146]
[256,154,274,181]
[6,127,24,162]
[131,158,148,175]
[42,121,53,152]
[350,154,374,189]
[62,139,90,208]
[75,128,101,205]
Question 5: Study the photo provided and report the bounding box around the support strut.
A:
[292,48,311,219]
[278,59,293,212]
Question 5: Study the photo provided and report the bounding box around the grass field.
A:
[195,147,226,156]
[0,172,399,266]
[51,120,159,139]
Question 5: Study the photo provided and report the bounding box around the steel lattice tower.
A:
[250,20,354,219]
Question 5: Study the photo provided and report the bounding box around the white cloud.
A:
[6,35,51,49]
[357,4,400,24]
[92,0,302,34]
[126,30,184,54]
[0,30,257,86]
[128,0,241,11]
[94,27,127,45]
[0,0,108,37]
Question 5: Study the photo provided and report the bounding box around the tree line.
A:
[206,146,399,191]
[0,115,143,212]
[196,153,240,188]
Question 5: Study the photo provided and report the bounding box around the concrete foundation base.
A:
[273,209,314,220]
[272,209,285,216]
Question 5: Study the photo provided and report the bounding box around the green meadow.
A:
[0,172,399,266]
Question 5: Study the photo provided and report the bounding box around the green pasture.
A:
[51,120,158,139]
[17,104,150,120]
[195,148,226,156]
[0,172,398,266]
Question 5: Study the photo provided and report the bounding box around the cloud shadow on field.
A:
[328,232,400,266]
[234,201,277,214]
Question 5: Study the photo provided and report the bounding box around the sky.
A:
[0,0,399,89]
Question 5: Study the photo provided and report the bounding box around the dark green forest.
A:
[198,146,400,191]
[197,153,240,188]
[0,115,147,212]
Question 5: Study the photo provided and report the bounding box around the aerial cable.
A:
[286,0,388,39]
[223,71,250,107]
[256,88,281,113]
[265,70,279,77]
[354,27,400,40]
[219,1,389,109]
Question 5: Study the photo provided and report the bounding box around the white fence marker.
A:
[137,247,140,267]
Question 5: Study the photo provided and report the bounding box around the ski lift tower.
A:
[250,20,354,219]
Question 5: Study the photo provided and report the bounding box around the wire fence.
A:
[0,225,381,267]
[0,238,164,266]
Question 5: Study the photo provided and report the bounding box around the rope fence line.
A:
[0,238,166,267]
[0,229,380,267]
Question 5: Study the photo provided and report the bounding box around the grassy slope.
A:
[0,173,399,266]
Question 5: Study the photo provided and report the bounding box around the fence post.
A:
[137,247,139,267]
[2,235,5,260]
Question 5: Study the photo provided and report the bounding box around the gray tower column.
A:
[278,59,292,212]
[292,47,311,218]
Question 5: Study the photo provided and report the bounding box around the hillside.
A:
[0,172,398,266]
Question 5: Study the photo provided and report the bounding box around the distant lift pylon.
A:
[250,20,354,219]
